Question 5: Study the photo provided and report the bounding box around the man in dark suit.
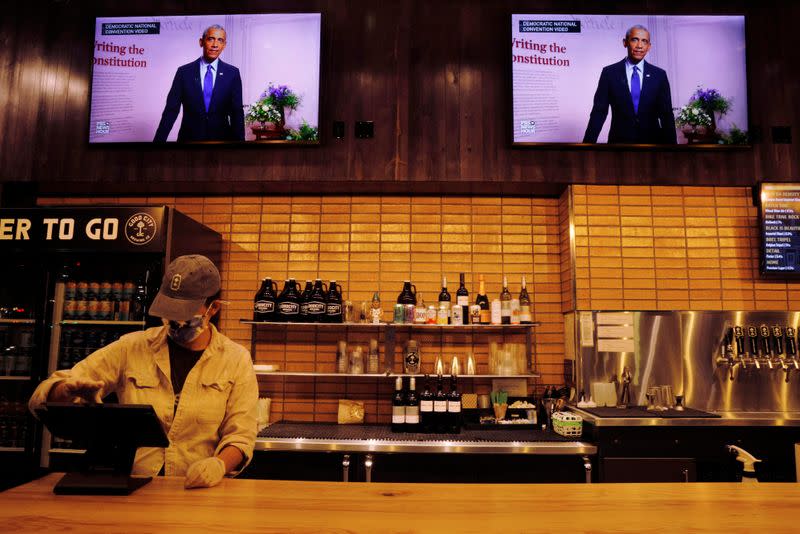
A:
[154,25,245,142]
[583,25,677,144]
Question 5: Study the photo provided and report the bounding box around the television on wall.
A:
[89,13,321,144]
[510,14,749,147]
[759,183,800,277]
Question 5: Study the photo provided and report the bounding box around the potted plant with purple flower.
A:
[244,83,301,139]
[264,83,301,130]
[675,86,732,143]
[689,87,731,134]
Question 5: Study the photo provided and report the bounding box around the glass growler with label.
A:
[253,277,278,321]
[325,281,343,323]
[306,279,327,322]
[397,280,417,305]
[277,279,301,322]
[299,280,313,321]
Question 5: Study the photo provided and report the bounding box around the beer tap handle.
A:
[759,325,771,356]
[733,326,745,355]
[786,327,797,357]
[772,325,785,356]
[747,326,758,356]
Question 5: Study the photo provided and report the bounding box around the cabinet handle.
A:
[342,454,350,482]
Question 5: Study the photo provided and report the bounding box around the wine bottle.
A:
[438,276,451,324]
[405,377,420,432]
[419,375,434,433]
[476,274,490,325]
[456,272,469,325]
[500,275,512,325]
[519,275,532,324]
[433,374,448,433]
[391,376,406,433]
[447,375,461,434]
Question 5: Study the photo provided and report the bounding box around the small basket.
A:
[552,411,583,438]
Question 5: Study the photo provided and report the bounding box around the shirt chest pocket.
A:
[125,369,159,401]
[196,376,233,425]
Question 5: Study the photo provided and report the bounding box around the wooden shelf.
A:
[0,376,31,381]
[59,320,145,326]
[241,320,538,330]
[0,319,35,325]
[254,371,540,379]
[0,446,25,452]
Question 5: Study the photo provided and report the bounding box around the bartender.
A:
[29,255,258,489]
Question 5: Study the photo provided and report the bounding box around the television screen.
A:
[760,183,800,276]
[511,14,748,146]
[90,13,321,144]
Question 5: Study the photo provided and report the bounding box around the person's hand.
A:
[52,377,105,404]
[184,457,226,489]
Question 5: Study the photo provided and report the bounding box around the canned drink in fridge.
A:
[65,281,77,300]
[99,281,112,301]
[63,299,77,320]
[403,304,416,324]
[75,299,89,320]
[393,303,405,324]
[111,281,123,301]
[87,299,101,320]
[76,281,88,301]
[99,299,114,320]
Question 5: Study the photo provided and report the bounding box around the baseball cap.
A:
[149,255,221,321]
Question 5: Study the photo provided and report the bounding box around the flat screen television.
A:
[759,183,800,277]
[89,13,321,144]
[510,14,749,147]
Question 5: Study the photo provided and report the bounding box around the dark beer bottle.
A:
[299,280,313,322]
[325,281,343,323]
[253,277,278,322]
[306,279,327,323]
[277,279,301,322]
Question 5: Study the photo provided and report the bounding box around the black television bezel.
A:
[86,10,324,147]
[758,182,800,279]
[508,12,752,151]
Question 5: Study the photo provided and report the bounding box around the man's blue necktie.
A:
[203,65,214,112]
[630,65,641,114]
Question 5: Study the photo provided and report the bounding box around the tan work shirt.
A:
[29,324,258,477]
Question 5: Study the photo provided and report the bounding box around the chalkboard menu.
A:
[760,183,800,276]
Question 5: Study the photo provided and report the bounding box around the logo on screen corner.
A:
[125,213,157,245]
[520,120,536,135]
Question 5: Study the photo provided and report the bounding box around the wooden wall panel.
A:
[2,0,799,195]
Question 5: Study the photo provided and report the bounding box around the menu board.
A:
[760,183,800,275]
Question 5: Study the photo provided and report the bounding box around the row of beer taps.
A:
[717,325,800,382]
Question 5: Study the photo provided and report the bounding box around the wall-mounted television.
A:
[90,13,321,144]
[760,183,800,277]
[511,14,748,147]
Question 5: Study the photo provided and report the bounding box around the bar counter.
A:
[3,473,800,533]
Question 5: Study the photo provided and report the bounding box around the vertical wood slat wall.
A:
[39,195,564,424]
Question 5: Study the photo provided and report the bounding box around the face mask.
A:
[166,308,210,345]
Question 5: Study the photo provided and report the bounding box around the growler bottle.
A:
[253,278,278,322]
[306,279,327,322]
[397,280,417,305]
[299,280,313,321]
[325,280,343,323]
[277,279,301,322]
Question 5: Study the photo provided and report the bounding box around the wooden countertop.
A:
[2,473,800,533]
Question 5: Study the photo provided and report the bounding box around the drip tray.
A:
[259,422,572,443]
[577,406,720,419]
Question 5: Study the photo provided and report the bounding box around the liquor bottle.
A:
[476,275,490,325]
[519,275,532,324]
[253,278,278,322]
[500,275,512,325]
[370,292,383,324]
[433,375,448,433]
[419,375,434,433]
[325,281,343,323]
[404,339,420,374]
[456,273,470,325]
[299,280,313,321]
[277,279,301,322]
[305,279,327,322]
[397,281,417,305]
[391,376,406,433]
[447,375,461,434]
[438,277,451,324]
[405,377,420,432]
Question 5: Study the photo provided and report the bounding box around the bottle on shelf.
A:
[307,279,327,323]
[500,275,512,325]
[129,282,147,322]
[253,277,278,322]
[433,374,448,433]
[413,294,428,324]
[476,274,490,325]
[519,275,532,324]
[325,281,343,323]
[397,281,417,305]
[277,279,301,323]
[405,377,420,432]
[299,280,313,321]
[438,276,451,324]
[370,292,382,324]
[391,376,406,433]
[419,375,434,433]
[367,339,380,374]
[447,375,461,434]
[404,339,421,374]
[456,272,470,325]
